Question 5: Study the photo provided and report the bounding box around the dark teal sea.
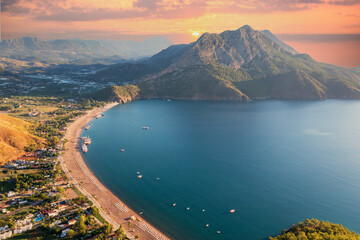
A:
[81,100,360,240]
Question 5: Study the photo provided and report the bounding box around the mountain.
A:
[0,37,172,65]
[260,30,298,55]
[0,57,49,70]
[0,114,44,164]
[94,25,360,101]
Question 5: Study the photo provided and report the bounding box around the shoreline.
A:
[60,102,171,240]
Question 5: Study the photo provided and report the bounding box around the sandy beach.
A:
[60,102,171,240]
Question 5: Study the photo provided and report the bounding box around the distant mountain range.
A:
[0,36,172,65]
[94,25,360,101]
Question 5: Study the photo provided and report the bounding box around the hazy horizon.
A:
[1,0,359,67]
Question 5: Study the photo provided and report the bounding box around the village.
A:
[0,96,128,239]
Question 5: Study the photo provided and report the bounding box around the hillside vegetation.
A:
[0,114,44,164]
[270,219,360,240]
[90,85,140,103]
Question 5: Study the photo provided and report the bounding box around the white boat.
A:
[142,126,150,130]
[229,209,235,214]
[81,144,88,153]
[137,175,143,179]
[217,231,221,234]
[186,207,190,211]
[84,124,92,130]
[202,209,205,212]
[81,137,91,145]
[121,149,125,152]
[205,224,209,227]
[172,203,176,207]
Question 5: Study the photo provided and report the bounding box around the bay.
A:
[82,100,360,240]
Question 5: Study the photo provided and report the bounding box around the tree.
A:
[76,214,87,235]
[101,222,113,235]
[86,216,95,225]
[56,186,64,193]
[269,219,360,240]
[67,229,75,238]
[95,234,106,240]
[91,206,99,215]
[116,224,125,239]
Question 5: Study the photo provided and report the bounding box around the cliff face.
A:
[90,85,140,103]
[95,25,360,101]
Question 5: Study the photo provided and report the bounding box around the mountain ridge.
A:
[92,25,360,101]
[0,36,173,65]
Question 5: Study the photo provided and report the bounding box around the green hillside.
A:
[139,65,250,101]
[269,219,360,240]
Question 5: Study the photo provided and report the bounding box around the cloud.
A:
[277,34,360,42]
[328,0,360,5]
[1,0,329,22]
[2,0,358,22]
[2,0,32,14]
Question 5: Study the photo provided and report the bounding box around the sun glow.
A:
[192,32,200,36]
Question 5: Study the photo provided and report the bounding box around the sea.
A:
[81,99,360,240]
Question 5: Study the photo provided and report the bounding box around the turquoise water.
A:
[81,100,360,240]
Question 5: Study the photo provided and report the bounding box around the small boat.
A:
[84,124,92,130]
[139,212,143,215]
[121,149,125,152]
[156,177,160,180]
[81,144,88,153]
[137,175,143,179]
[142,126,150,130]
[202,209,205,212]
[173,203,176,207]
[217,231,221,234]
[186,207,190,211]
[205,224,209,227]
[229,209,235,214]
[81,137,91,145]
[137,172,140,174]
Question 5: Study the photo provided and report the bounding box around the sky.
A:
[1,0,360,67]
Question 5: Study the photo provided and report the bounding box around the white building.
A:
[7,191,15,198]
[61,228,71,238]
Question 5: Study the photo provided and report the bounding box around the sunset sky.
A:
[2,0,360,67]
